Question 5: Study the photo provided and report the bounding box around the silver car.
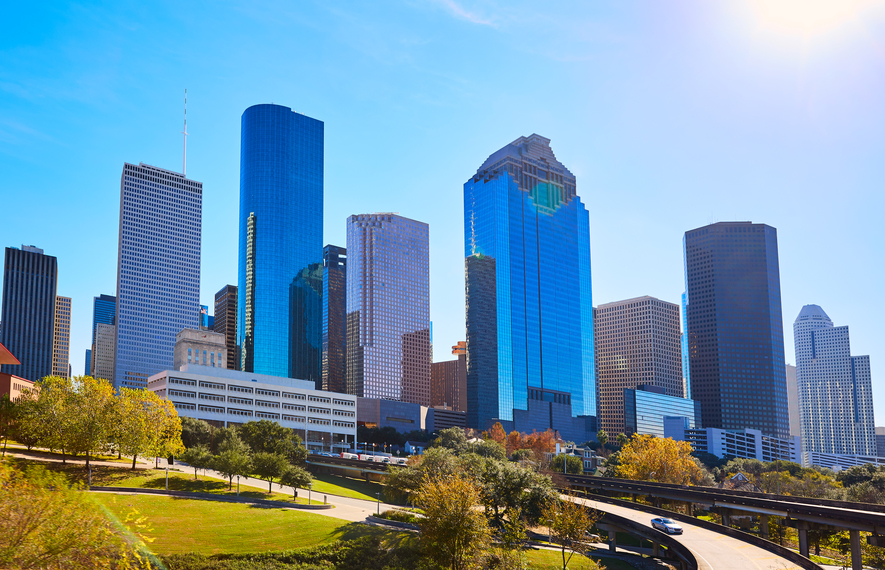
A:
[651,517,683,534]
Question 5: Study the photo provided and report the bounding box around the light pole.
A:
[308,482,313,505]
[88,464,92,487]
[376,492,381,515]
[165,467,169,491]
[237,475,240,497]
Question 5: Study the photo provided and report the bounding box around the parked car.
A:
[651,518,683,535]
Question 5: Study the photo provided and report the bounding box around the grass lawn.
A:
[11,459,311,505]
[526,549,633,570]
[308,473,388,503]
[95,494,384,555]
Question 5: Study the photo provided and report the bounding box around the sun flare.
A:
[751,0,874,36]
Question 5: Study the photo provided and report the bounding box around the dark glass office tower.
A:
[0,246,58,382]
[87,294,115,375]
[683,222,789,438]
[464,135,595,438]
[237,104,323,382]
[213,285,238,370]
[322,245,346,393]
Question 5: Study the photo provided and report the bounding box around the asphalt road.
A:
[584,497,808,570]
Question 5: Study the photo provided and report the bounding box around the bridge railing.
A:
[580,492,823,570]
[596,508,700,570]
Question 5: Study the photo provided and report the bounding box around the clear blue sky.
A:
[2,1,884,421]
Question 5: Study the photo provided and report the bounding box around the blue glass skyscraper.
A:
[464,134,595,438]
[237,104,323,384]
[86,294,115,375]
[114,163,202,389]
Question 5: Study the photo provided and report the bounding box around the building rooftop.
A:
[795,304,831,323]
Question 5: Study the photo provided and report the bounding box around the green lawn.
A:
[96,494,377,555]
[308,473,388,503]
[526,549,632,570]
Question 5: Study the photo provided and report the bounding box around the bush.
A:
[378,509,420,524]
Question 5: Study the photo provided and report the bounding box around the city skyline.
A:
[1,2,883,421]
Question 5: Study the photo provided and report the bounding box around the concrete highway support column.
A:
[720,508,731,528]
[796,522,809,558]
[608,531,617,553]
[652,542,660,557]
[850,529,862,570]
[759,514,769,539]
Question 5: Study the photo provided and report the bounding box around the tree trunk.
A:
[86,451,90,468]
[132,455,137,470]
[229,476,233,490]
[268,479,272,493]
[61,448,66,464]
[194,468,198,480]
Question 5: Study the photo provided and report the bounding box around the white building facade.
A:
[665,423,802,464]
[148,364,357,452]
[794,305,875,456]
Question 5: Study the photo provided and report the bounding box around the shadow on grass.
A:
[331,522,416,546]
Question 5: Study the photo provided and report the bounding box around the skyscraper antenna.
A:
[182,89,188,176]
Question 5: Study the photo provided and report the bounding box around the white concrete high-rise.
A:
[794,305,875,455]
[93,323,115,382]
[51,296,71,378]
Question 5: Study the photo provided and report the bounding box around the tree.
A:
[238,419,307,465]
[511,449,533,463]
[180,416,213,449]
[11,388,42,451]
[417,474,490,570]
[615,434,704,485]
[34,376,76,462]
[0,395,15,455]
[616,433,629,448]
[433,427,470,455]
[470,439,506,461]
[543,495,600,570]
[148,397,184,464]
[279,465,313,500]
[483,422,507,446]
[596,430,608,449]
[251,451,289,493]
[550,454,583,475]
[67,376,115,468]
[115,388,155,470]
[0,462,152,569]
[178,445,212,480]
[211,433,252,490]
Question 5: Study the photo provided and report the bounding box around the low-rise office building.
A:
[148,364,357,453]
[804,451,885,471]
[624,385,701,438]
[356,397,467,433]
[665,422,801,463]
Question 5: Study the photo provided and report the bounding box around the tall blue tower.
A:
[238,104,323,384]
[464,134,595,440]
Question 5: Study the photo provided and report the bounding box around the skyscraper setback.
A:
[346,214,431,405]
[463,135,595,438]
[322,245,346,393]
[683,221,789,438]
[114,162,202,389]
[594,296,683,435]
[0,246,58,382]
[794,305,875,455]
[238,104,323,383]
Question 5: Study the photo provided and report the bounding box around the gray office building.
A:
[0,246,58,382]
[346,214,431,406]
[624,385,701,438]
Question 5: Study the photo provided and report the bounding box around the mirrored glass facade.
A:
[237,104,323,384]
[346,214,430,405]
[115,162,202,389]
[322,245,347,393]
[624,386,701,438]
[683,221,789,438]
[464,134,595,431]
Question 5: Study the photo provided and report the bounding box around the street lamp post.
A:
[237,475,240,497]
[376,492,380,515]
[165,467,169,491]
[308,482,313,505]
[88,464,92,487]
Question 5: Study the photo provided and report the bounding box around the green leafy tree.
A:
[616,433,629,447]
[67,376,115,468]
[595,430,608,449]
[10,388,42,451]
[251,451,290,493]
[237,419,307,465]
[180,416,213,449]
[211,433,252,490]
[34,376,76,462]
[178,445,212,480]
[543,495,600,570]
[550,453,583,475]
[279,465,313,500]
[148,397,184,464]
[417,474,490,570]
[470,439,506,461]
[433,427,470,455]
[511,449,533,463]
[115,388,156,470]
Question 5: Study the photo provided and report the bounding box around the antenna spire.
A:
[182,89,188,176]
